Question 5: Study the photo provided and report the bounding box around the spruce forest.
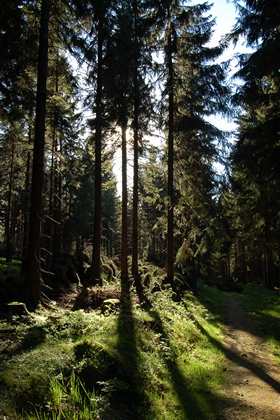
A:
[1,0,280,419]
[1,0,279,300]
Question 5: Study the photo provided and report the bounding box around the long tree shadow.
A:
[187,307,280,395]
[146,307,213,420]
[197,287,280,339]
[134,279,220,418]
[114,285,151,420]
[225,292,280,340]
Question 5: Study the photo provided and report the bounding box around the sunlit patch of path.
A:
[219,294,280,420]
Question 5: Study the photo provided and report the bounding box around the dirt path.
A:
[217,293,280,420]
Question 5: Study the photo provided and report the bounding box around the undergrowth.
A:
[0,282,227,420]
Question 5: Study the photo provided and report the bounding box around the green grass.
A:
[1,268,278,419]
[0,284,228,420]
[239,284,280,363]
[25,371,101,420]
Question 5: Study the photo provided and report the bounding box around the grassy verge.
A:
[239,284,280,363]
[0,282,227,419]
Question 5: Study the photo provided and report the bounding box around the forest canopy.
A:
[0,0,279,305]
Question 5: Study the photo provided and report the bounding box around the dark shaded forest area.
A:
[0,0,280,306]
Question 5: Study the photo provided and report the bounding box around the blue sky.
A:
[206,0,237,40]
[190,0,237,39]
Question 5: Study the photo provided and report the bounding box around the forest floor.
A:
[216,293,280,420]
[1,264,280,420]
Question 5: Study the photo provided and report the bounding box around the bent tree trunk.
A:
[24,0,50,305]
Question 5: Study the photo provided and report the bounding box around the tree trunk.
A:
[24,0,50,305]
[121,117,129,297]
[5,134,15,262]
[22,121,32,260]
[67,188,73,254]
[264,223,275,290]
[132,56,139,279]
[132,117,139,278]
[91,16,104,285]
[52,134,62,260]
[166,28,175,289]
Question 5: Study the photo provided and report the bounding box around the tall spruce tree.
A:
[154,1,229,290]
[69,0,116,284]
[173,3,230,288]
[24,0,51,304]
[105,0,135,293]
[230,0,280,289]
[130,0,155,282]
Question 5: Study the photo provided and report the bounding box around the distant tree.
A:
[46,51,81,263]
[71,143,95,247]
[139,146,166,266]
[0,119,27,261]
[101,154,120,257]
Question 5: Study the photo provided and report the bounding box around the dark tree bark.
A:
[5,134,15,262]
[91,15,104,285]
[22,135,31,260]
[166,27,175,288]
[121,114,129,296]
[264,223,275,290]
[132,100,139,279]
[132,0,139,279]
[24,0,51,305]
[52,134,62,259]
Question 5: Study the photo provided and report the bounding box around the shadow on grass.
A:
[240,285,280,340]
[133,280,217,419]
[146,307,212,420]
[114,284,151,420]
[186,295,280,395]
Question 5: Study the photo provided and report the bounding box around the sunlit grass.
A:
[240,284,280,363]
[0,284,228,419]
[132,286,227,419]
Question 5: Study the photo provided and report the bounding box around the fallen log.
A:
[0,301,30,320]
